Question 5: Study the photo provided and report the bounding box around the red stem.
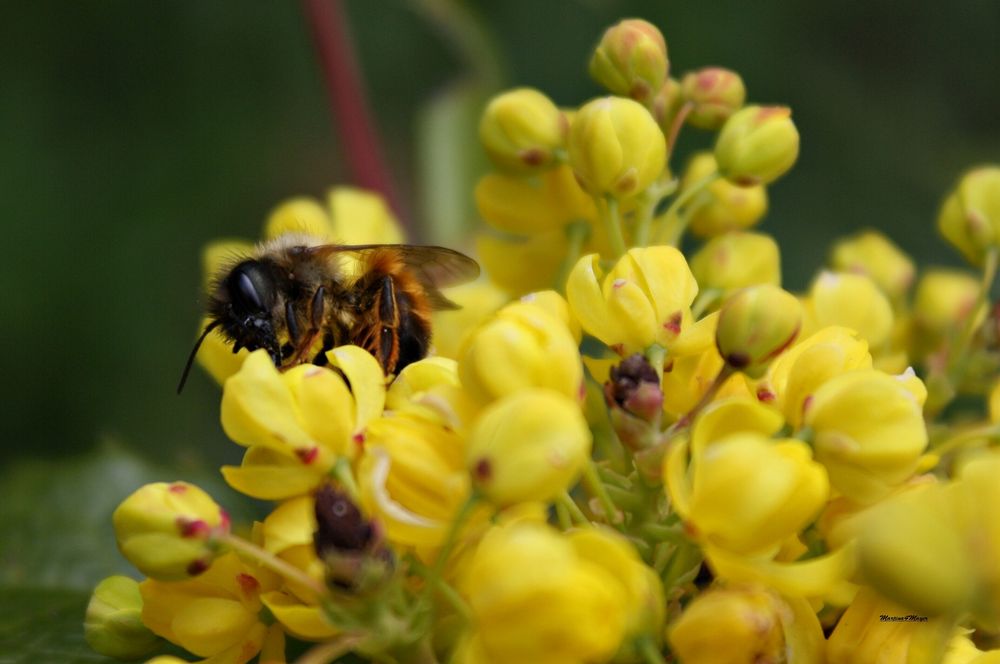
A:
[302,0,408,229]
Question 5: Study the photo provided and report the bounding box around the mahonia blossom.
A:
[86,15,1000,664]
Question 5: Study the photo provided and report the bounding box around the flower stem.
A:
[669,364,735,434]
[431,493,479,580]
[293,634,366,664]
[636,635,668,664]
[661,172,720,246]
[666,101,694,158]
[331,456,360,502]
[600,195,628,258]
[583,458,621,527]
[302,0,406,226]
[219,533,327,600]
[558,491,589,526]
[644,343,667,384]
[554,220,591,290]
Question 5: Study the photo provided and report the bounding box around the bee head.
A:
[216,260,282,363]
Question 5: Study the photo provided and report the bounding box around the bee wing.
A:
[318,244,480,310]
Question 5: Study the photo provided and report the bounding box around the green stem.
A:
[219,533,327,599]
[331,456,360,502]
[293,634,366,664]
[666,101,694,158]
[633,190,662,248]
[583,458,621,527]
[431,493,479,580]
[554,220,591,290]
[558,492,589,526]
[636,635,668,664]
[690,288,722,320]
[932,423,1000,458]
[409,558,473,624]
[555,500,572,530]
[668,364,735,435]
[600,195,628,258]
[644,344,667,385]
[661,172,720,246]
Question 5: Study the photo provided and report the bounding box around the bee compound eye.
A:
[235,272,264,310]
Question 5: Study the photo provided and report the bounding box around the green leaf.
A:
[0,443,260,590]
[0,588,119,663]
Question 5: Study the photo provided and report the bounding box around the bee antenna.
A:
[177,320,222,395]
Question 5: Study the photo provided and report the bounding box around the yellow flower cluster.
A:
[86,15,1000,664]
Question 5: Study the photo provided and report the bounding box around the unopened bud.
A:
[829,230,916,300]
[937,165,1000,266]
[604,354,664,452]
[715,105,799,186]
[716,285,802,377]
[588,19,668,104]
[680,67,746,130]
[479,88,567,173]
[568,96,666,199]
[112,482,229,581]
[313,485,392,592]
[681,152,768,237]
[84,576,159,660]
[690,231,780,292]
[651,78,683,134]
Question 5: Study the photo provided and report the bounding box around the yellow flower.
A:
[673,433,828,556]
[84,576,160,660]
[466,389,591,507]
[680,67,747,131]
[567,246,698,355]
[937,165,1000,266]
[762,326,872,428]
[668,585,825,664]
[715,285,802,377]
[714,105,799,186]
[689,231,780,293]
[458,301,583,404]
[430,281,509,361]
[568,96,667,198]
[459,522,628,664]
[478,88,567,173]
[113,482,229,581]
[804,368,928,504]
[519,289,582,343]
[827,588,955,664]
[805,271,894,350]
[681,153,768,238]
[854,482,975,618]
[652,77,683,134]
[829,230,915,301]
[588,19,668,104]
[912,268,980,339]
[384,357,479,433]
[220,347,385,500]
[568,528,665,647]
[140,552,278,663]
[358,414,471,549]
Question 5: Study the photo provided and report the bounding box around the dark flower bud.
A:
[313,485,392,592]
[604,353,664,452]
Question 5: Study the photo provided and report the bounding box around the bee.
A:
[177,234,479,392]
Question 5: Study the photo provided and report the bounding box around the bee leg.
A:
[288,286,326,366]
[285,300,300,343]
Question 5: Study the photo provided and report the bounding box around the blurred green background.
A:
[0,0,998,655]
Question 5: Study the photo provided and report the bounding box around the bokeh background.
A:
[1,0,998,657]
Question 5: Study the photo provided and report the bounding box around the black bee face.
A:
[216,260,281,364]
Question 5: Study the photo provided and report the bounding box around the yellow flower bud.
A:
[567,246,698,355]
[430,281,508,361]
[479,88,567,173]
[763,326,872,428]
[519,289,582,343]
[804,369,928,504]
[855,483,975,617]
[568,96,667,198]
[690,231,780,292]
[588,19,668,104]
[466,389,590,506]
[460,522,628,663]
[680,67,747,130]
[828,588,955,664]
[913,268,980,337]
[714,105,800,186]
[84,576,160,660]
[458,301,583,404]
[681,152,768,237]
[684,433,828,555]
[829,230,915,300]
[716,285,802,377]
[937,166,1000,265]
[113,482,229,581]
[668,586,825,664]
[807,271,894,349]
[567,528,665,644]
